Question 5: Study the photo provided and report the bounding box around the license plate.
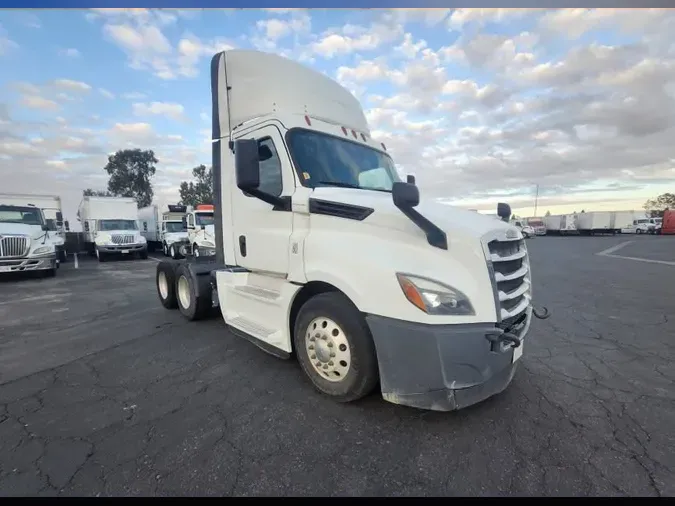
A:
[0,266,12,272]
[121,249,130,254]
[512,341,524,363]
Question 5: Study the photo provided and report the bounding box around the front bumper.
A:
[0,254,57,273]
[366,315,526,412]
[97,244,147,253]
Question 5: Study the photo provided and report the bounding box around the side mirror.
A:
[392,182,420,209]
[56,211,63,222]
[406,174,416,185]
[235,138,260,191]
[65,220,70,231]
[200,224,205,230]
[41,224,49,232]
[258,144,273,162]
[497,202,511,222]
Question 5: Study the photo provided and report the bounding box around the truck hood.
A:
[204,225,215,238]
[0,222,48,241]
[164,231,189,240]
[310,187,515,243]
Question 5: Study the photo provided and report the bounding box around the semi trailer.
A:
[154,49,550,412]
[543,214,578,235]
[77,196,148,261]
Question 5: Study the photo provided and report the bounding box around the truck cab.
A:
[0,204,57,276]
[184,205,216,257]
[510,219,535,238]
[154,50,546,412]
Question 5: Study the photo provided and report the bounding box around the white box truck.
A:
[153,50,550,412]
[0,201,57,277]
[138,204,161,251]
[544,214,578,235]
[0,193,68,263]
[575,211,615,235]
[77,196,148,261]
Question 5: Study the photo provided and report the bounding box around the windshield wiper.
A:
[316,181,361,189]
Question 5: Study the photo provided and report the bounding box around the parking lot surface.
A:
[1,237,674,496]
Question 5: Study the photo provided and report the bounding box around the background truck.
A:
[181,204,216,258]
[77,196,148,262]
[138,205,161,251]
[161,205,189,258]
[575,211,615,235]
[544,214,578,235]
[509,218,535,238]
[153,49,550,413]
[661,210,675,235]
[0,193,68,263]
[525,217,547,235]
[0,203,57,277]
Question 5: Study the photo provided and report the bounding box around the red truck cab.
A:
[662,210,675,235]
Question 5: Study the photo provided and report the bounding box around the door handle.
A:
[239,235,247,257]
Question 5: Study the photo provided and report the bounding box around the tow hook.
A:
[485,331,521,351]
[532,305,551,320]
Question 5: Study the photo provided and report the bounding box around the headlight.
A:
[32,246,53,255]
[396,273,475,315]
[138,236,147,243]
[95,235,111,245]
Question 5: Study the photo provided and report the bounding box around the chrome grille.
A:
[0,235,29,258]
[111,234,135,245]
[486,237,531,329]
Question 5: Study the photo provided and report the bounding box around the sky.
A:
[1,8,674,228]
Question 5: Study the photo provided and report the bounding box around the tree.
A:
[83,188,112,197]
[103,149,158,208]
[179,164,213,207]
[545,210,551,217]
[643,193,674,217]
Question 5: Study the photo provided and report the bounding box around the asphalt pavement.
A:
[0,236,673,496]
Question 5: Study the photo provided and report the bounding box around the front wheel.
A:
[96,249,106,262]
[163,242,169,256]
[293,292,379,403]
[193,244,200,258]
[139,249,148,260]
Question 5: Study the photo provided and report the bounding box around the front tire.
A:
[193,244,200,258]
[293,292,379,403]
[139,248,148,260]
[96,249,106,262]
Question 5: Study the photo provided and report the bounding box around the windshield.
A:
[287,129,401,192]
[195,213,214,227]
[529,219,544,226]
[164,221,185,233]
[0,205,44,225]
[655,218,662,224]
[99,219,138,231]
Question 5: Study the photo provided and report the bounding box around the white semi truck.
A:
[0,202,57,277]
[154,49,550,412]
[159,204,189,258]
[168,204,217,258]
[0,193,68,263]
[77,196,148,262]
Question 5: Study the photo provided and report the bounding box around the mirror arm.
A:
[245,188,289,210]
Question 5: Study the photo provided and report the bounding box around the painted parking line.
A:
[596,240,675,266]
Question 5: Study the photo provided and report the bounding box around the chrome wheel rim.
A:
[177,275,191,309]
[305,317,351,382]
[158,271,168,299]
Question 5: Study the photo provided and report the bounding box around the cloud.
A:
[51,79,92,92]
[0,24,18,55]
[98,88,115,99]
[59,48,81,58]
[19,95,60,111]
[93,9,233,80]
[132,101,186,122]
[311,20,403,58]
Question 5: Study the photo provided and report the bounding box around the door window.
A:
[257,137,283,197]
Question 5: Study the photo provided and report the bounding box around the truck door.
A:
[230,124,293,275]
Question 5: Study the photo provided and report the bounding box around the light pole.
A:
[534,184,539,217]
